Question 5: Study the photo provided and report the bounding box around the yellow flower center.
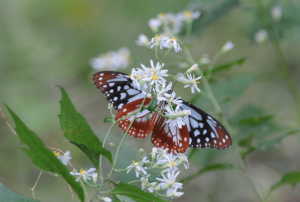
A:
[155,35,163,40]
[171,37,177,42]
[53,151,61,156]
[80,168,87,174]
[195,81,200,84]
[170,161,176,167]
[152,75,159,80]
[185,11,192,18]
[133,161,139,165]
[128,74,131,77]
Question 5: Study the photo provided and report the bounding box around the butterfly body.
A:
[93,71,231,153]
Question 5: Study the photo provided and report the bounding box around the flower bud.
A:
[255,29,268,44]
[221,41,234,53]
[271,6,282,22]
[139,148,144,155]
[185,64,198,74]
[92,173,98,184]
[109,143,116,148]
[199,54,210,65]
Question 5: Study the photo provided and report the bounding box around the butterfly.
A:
[93,71,231,153]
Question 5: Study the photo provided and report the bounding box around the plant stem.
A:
[106,89,150,179]
[256,0,300,124]
[182,46,265,202]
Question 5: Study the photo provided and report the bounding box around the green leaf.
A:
[271,171,300,191]
[0,183,39,202]
[255,128,300,150]
[204,57,249,76]
[5,105,85,202]
[180,163,240,184]
[104,117,113,124]
[147,98,157,112]
[105,183,166,202]
[59,87,112,167]
[238,115,274,126]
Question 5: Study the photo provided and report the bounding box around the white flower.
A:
[90,47,131,71]
[177,11,201,23]
[176,153,189,169]
[183,74,202,94]
[54,150,71,166]
[271,6,282,22]
[141,174,157,193]
[165,105,190,129]
[148,18,161,33]
[92,172,98,184]
[149,35,169,49]
[165,37,182,52]
[221,41,234,53]
[167,92,183,106]
[136,34,150,46]
[127,156,149,178]
[142,60,168,88]
[99,197,112,202]
[156,170,183,195]
[161,153,179,172]
[156,82,172,102]
[151,147,158,160]
[185,63,198,74]
[167,188,184,198]
[255,29,268,44]
[70,167,97,182]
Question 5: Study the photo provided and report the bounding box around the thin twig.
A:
[29,171,43,199]
[0,107,17,135]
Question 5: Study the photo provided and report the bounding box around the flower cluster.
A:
[90,47,131,71]
[148,11,200,35]
[124,147,189,198]
[129,60,200,128]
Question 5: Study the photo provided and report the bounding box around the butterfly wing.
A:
[180,101,232,149]
[93,71,145,110]
[93,71,159,138]
[115,98,160,138]
[151,113,190,153]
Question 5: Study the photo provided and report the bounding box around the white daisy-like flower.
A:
[130,68,146,90]
[156,82,172,102]
[167,188,184,198]
[167,92,183,106]
[177,11,201,23]
[159,153,179,172]
[70,167,97,182]
[127,156,149,178]
[166,37,182,52]
[182,74,202,94]
[149,35,169,50]
[54,150,71,166]
[156,170,183,195]
[254,29,268,44]
[165,105,190,129]
[142,60,168,87]
[176,153,189,169]
[141,174,157,193]
[135,34,150,47]
[90,47,131,71]
[221,41,234,53]
[148,18,161,33]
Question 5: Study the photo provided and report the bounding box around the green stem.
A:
[182,46,265,202]
[127,180,141,184]
[106,89,150,179]
[205,50,223,81]
[256,0,300,124]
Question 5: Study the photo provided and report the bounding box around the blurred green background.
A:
[1,0,300,201]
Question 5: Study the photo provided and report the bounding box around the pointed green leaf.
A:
[105,183,166,202]
[204,57,248,76]
[59,87,112,167]
[238,115,274,126]
[0,183,39,202]
[271,171,300,191]
[5,105,85,202]
[180,163,240,184]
